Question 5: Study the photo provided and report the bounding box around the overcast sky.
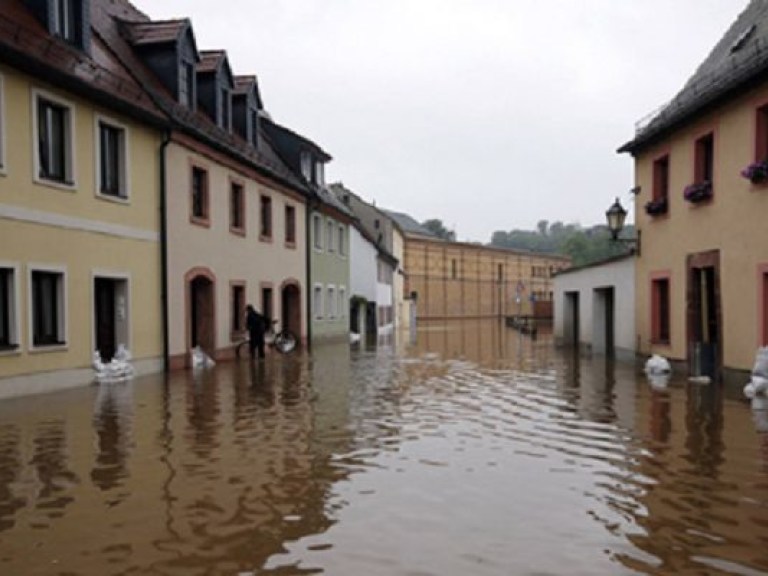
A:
[131,0,742,242]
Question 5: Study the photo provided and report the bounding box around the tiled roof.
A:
[620,0,768,153]
[121,19,187,45]
[382,210,439,238]
[198,50,225,73]
[0,0,164,123]
[100,0,309,194]
[262,118,332,162]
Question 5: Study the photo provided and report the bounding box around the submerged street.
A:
[0,320,767,575]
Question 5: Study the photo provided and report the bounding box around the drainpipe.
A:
[160,130,171,371]
[305,190,317,349]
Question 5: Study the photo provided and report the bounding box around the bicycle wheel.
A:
[235,339,249,358]
[274,331,297,353]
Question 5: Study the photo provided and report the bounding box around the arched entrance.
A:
[281,281,301,340]
[189,273,215,355]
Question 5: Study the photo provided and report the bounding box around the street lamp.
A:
[605,197,640,255]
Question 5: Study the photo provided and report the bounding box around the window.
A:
[653,155,669,202]
[338,286,346,319]
[497,264,503,282]
[285,205,296,245]
[327,286,336,319]
[0,74,5,171]
[31,268,66,347]
[651,276,670,344]
[451,259,457,279]
[300,152,312,181]
[219,87,230,131]
[313,213,323,250]
[97,118,127,199]
[190,165,209,223]
[231,283,245,334]
[315,161,324,186]
[261,286,273,323]
[0,266,19,351]
[694,132,714,185]
[313,284,323,319]
[338,225,346,256]
[36,93,74,185]
[179,60,195,108]
[230,181,245,233]
[260,195,272,239]
[326,219,335,252]
[250,108,259,147]
[52,0,76,42]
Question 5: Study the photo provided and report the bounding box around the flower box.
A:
[683,181,712,204]
[645,197,668,216]
[741,160,768,184]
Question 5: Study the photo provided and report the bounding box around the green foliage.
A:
[421,219,456,241]
[489,221,634,267]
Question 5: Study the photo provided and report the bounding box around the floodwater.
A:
[1,320,767,576]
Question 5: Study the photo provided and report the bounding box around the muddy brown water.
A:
[1,320,767,575]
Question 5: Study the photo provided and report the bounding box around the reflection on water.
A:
[0,319,766,575]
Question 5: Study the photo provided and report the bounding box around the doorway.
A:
[94,276,128,362]
[189,275,215,354]
[593,287,615,357]
[687,251,721,378]
[281,282,301,338]
[563,291,580,348]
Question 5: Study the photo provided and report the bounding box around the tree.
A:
[421,219,456,241]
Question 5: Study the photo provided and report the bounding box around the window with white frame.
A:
[0,265,19,350]
[313,284,323,319]
[0,74,5,172]
[300,152,312,181]
[52,0,76,43]
[326,219,335,252]
[179,60,195,108]
[96,117,128,199]
[338,225,346,256]
[30,267,66,347]
[315,161,325,186]
[327,285,336,319]
[313,214,323,250]
[35,92,75,185]
[338,286,346,319]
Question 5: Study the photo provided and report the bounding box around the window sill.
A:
[30,342,68,353]
[97,191,131,205]
[190,216,211,228]
[34,176,76,192]
[230,227,246,237]
[284,240,297,250]
[0,344,20,356]
[259,234,274,244]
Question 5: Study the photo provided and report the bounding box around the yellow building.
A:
[0,1,166,397]
[386,212,570,320]
[619,1,768,380]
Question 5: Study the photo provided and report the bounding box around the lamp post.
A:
[605,197,640,255]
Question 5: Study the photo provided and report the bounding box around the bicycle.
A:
[235,319,298,357]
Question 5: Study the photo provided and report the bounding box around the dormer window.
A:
[179,60,195,108]
[315,161,325,186]
[219,87,231,131]
[300,152,312,181]
[250,109,259,147]
[53,0,76,42]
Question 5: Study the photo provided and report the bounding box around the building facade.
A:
[385,210,570,321]
[553,255,636,359]
[0,0,166,397]
[619,0,768,379]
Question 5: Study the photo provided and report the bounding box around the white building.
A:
[553,255,635,360]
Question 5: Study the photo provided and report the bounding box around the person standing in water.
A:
[245,305,266,359]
